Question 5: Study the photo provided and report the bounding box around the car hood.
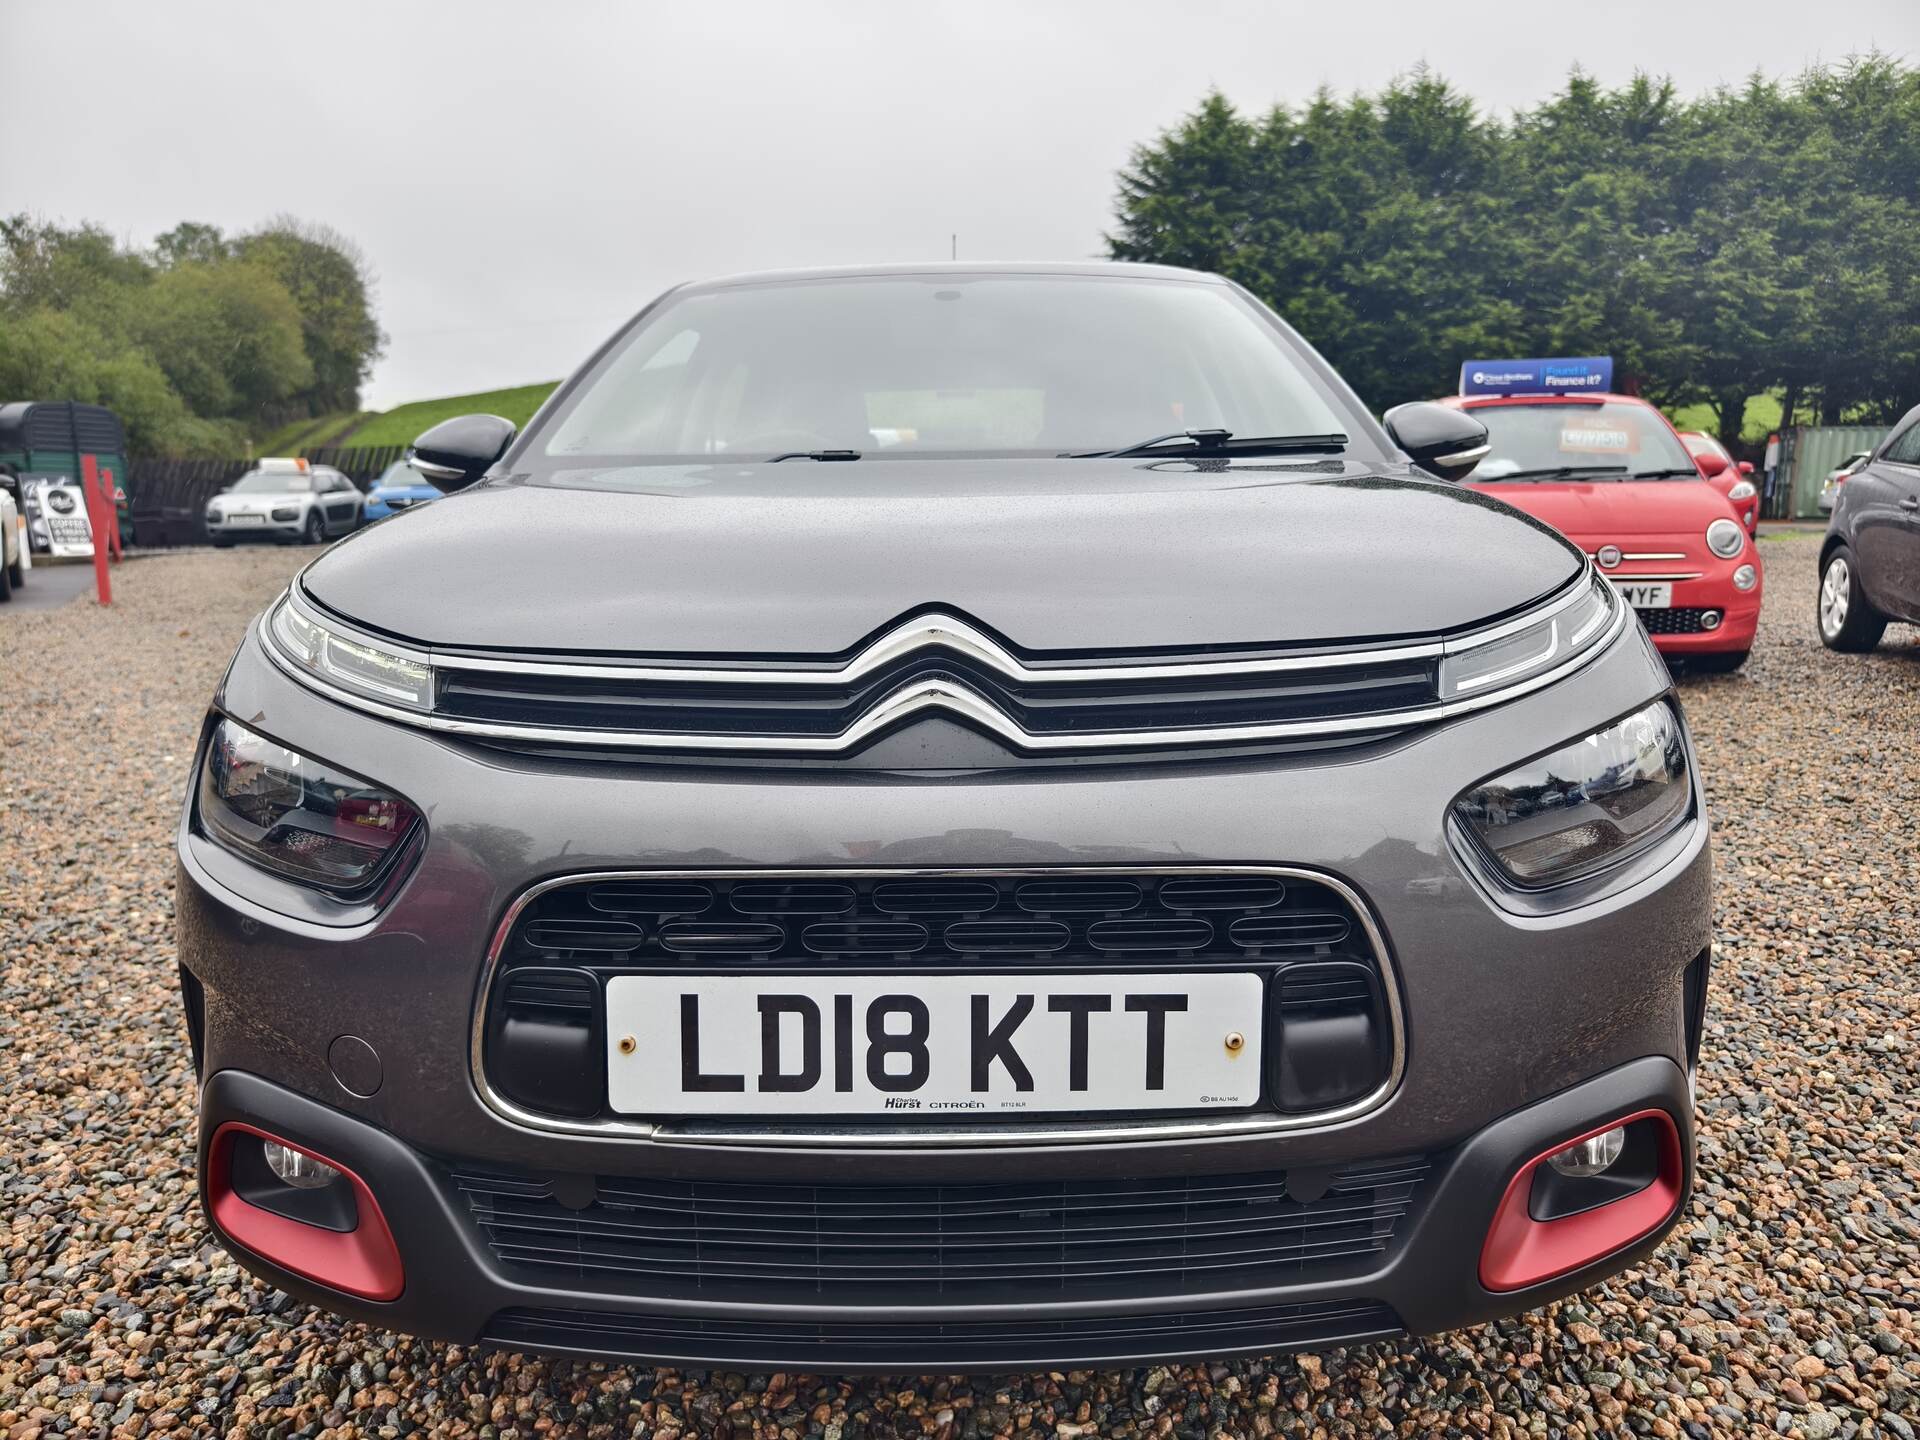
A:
[217,492,306,509]
[1466,479,1737,538]
[302,460,1587,654]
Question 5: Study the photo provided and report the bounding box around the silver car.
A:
[206,462,363,546]
[1818,450,1872,513]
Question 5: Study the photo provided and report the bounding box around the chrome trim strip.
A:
[1432,443,1491,466]
[265,567,1623,753]
[469,865,1407,1148]
[267,596,1629,752]
[437,612,1447,683]
[1607,572,1703,583]
[1589,550,1687,562]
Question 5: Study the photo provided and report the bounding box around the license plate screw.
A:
[1224,1031,1245,1053]
[617,1035,637,1055]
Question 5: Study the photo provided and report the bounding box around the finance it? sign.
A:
[1459,357,1614,397]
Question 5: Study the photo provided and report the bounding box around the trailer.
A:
[0,401,132,556]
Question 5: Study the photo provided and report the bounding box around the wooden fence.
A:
[127,445,408,548]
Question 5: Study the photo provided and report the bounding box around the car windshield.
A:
[229,471,314,494]
[538,273,1354,463]
[1470,402,1699,481]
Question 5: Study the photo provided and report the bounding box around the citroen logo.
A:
[1595,545,1622,569]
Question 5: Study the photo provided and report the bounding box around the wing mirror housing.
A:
[1737,459,1754,476]
[1382,402,1490,483]
[1693,448,1731,478]
[407,414,517,492]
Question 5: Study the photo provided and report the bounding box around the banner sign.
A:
[23,472,94,558]
[1459,357,1614,397]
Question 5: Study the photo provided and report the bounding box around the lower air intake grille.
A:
[484,1297,1405,1367]
[502,870,1372,972]
[1636,607,1718,635]
[453,1157,1428,1301]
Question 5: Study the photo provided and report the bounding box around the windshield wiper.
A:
[1065,429,1347,459]
[766,449,862,463]
[1486,465,1630,482]
[1626,467,1702,480]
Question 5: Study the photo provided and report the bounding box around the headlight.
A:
[199,718,422,892]
[1438,574,1616,701]
[269,596,433,710]
[1452,700,1691,889]
[1706,518,1744,558]
[1726,480,1756,503]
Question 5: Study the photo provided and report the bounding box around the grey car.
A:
[1818,403,1920,650]
[176,263,1709,1371]
[206,462,363,546]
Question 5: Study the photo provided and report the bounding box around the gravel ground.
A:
[1,537,1915,1440]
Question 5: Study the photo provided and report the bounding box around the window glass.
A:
[539,274,1352,463]
[230,471,316,494]
[1883,424,1920,465]
[1470,401,1698,480]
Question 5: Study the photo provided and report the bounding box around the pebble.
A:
[0,537,1915,1438]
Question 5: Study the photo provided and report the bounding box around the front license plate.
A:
[1619,582,1673,609]
[605,972,1265,1116]
[226,514,264,525]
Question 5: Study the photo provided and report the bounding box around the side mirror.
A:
[1692,448,1730,478]
[1382,402,1490,483]
[1737,460,1754,476]
[407,413,517,492]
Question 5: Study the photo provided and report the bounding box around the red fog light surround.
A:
[1479,1109,1684,1293]
[205,1123,404,1301]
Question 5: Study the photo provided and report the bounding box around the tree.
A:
[1,210,387,454]
[1109,57,1920,438]
[133,261,314,418]
[237,216,386,416]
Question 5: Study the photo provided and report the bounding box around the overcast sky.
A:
[4,0,1914,409]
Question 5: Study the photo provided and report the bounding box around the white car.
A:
[206,459,364,546]
[1818,450,1872,514]
[0,474,24,601]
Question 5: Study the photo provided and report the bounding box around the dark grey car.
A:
[1818,402,1920,650]
[176,264,1709,1371]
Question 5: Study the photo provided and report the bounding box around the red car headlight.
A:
[199,718,422,893]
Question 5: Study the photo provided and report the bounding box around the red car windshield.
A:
[1470,401,1699,482]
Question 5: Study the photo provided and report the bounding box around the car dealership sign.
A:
[1460,356,1614,397]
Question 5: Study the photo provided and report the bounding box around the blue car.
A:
[363,460,445,521]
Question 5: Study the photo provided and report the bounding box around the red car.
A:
[1441,391,1762,672]
[1675,431,1759,533]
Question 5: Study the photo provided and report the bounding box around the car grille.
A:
[497,871,1375,973]
[454,1157,1428,1300]
[435,645,1438,741]
[481,868,1399,1129]
[483,1297,1404,1367]
[1637,607,1718,635]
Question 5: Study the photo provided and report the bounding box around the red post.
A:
[82,453,112,606]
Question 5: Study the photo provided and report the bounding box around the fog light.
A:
[1700,610,1723,630]
[1546,1125,1625,1178]
[263,1141,341,1189]
[1732,565,1757,591]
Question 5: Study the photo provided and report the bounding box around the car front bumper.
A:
[208,516,305,540]
[177,615,1711,1366]
[1581,545,1762,655]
